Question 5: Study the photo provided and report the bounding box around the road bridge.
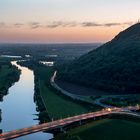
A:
[1,107,140,140]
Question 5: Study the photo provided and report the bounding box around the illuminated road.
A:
[1,107,140,140]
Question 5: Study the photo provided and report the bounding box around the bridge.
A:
[1,107,140,140]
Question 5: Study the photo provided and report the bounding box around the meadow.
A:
[55,119,140,140]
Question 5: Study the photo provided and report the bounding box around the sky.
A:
[0,0,140,43]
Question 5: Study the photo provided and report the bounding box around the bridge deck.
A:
[0,108,119,140]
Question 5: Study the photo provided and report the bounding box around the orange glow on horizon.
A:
[0,25,129,43]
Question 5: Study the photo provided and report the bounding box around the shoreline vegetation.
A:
[18,60,102,123]
[0,61,21,101]
[0,60,21,128]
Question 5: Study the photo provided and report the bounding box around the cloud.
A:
[14,23,24,28]
[0,22,6,28]
[82,22,102,27]
[28,22,42,29]
[104,22,132,27]
[47,21,77,28]
[0,21,133,29]
[104,23,121,27]
[123,22,133,25]
[82,22,132,27]
[46,21,133,28]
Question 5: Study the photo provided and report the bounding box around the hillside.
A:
[58,23,140,94]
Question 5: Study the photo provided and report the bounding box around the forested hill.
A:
[58,23,140,94]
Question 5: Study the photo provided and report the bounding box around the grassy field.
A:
[55,119,140,140]
[33,65,101,120]
[40,80,89,119]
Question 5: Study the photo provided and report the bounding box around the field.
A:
[40,80,89,119]
[55,119,140,140]
[33,65,101,120]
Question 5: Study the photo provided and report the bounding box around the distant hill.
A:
[58,23,140,94]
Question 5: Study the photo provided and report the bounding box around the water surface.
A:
[0,61,53,140]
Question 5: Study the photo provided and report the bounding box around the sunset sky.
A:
[0,0,140,43]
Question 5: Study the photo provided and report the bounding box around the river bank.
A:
[0,61,21,101]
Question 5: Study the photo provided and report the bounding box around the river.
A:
[0,61,53,140]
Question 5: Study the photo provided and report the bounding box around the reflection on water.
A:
[0,61,53,140]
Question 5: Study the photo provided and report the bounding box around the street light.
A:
[107,108,112,112]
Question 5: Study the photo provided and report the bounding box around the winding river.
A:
[0,61,53,140]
